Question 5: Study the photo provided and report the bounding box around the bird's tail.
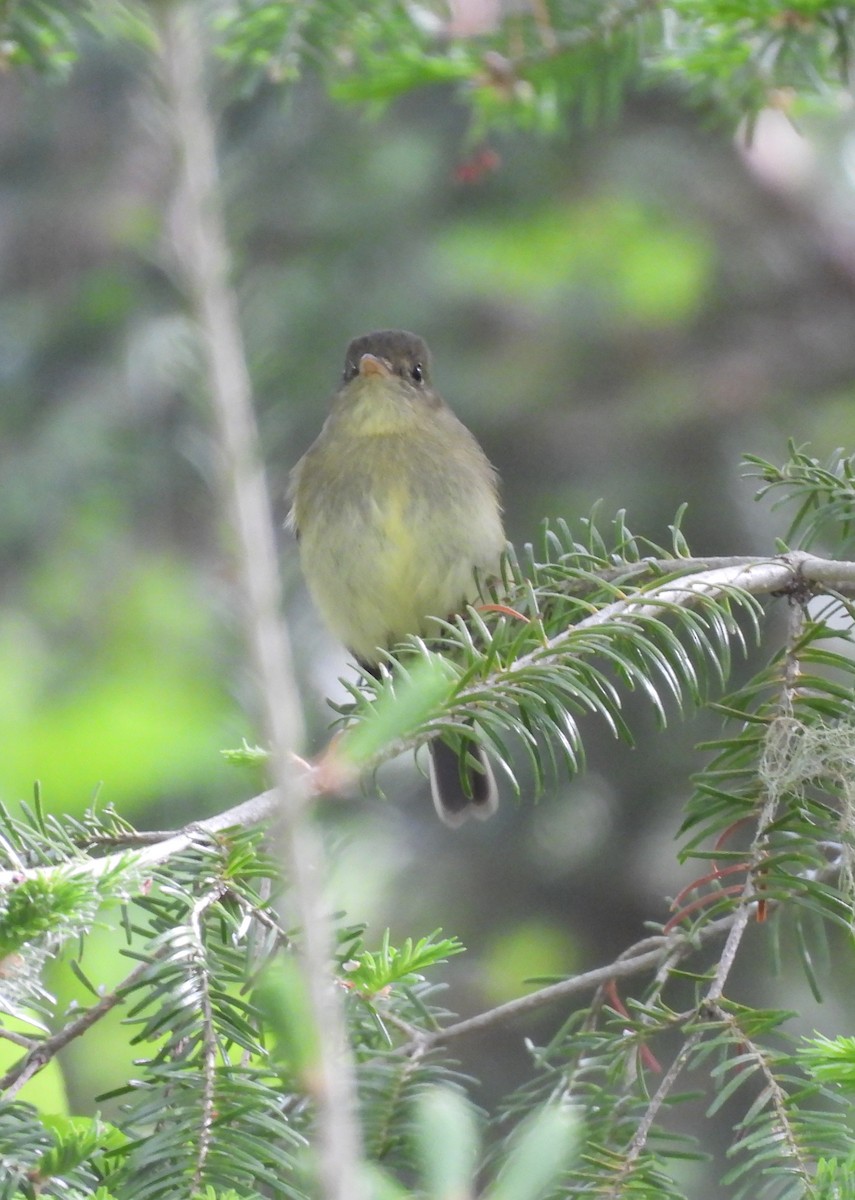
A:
[428,736,498,828]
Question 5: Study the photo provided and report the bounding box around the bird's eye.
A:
[411,363,424,384]
[344,361,357,381]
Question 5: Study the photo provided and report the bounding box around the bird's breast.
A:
[294,426,503,663]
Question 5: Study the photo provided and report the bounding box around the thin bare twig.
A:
[157,9,362,1199]
[0,1028,35,1050]
[410,912,739,1051]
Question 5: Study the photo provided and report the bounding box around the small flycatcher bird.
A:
[288,330,506,827]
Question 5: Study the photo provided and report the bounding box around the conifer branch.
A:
[2,554,855,891]
[0,789,281,887]
[712,1003,817,1189]
[590,590,831,1183]
[189,889,224,1190]
[531,551,848,648]
[604,1030,703,1198]
[372,551,855,769]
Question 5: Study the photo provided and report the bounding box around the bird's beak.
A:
[359,353,393,378]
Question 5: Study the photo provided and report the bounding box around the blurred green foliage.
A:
[481,919,577,1005]
[0,1,153,74]
[435,198,712,323]
[0,557,233,813]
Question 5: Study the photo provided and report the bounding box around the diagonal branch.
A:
[408,912,740,1052]
[603,1030,704,1198]
[0,957,152,1098]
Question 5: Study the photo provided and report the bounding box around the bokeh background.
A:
[2,14,855,1175]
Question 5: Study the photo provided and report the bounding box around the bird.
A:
[288,329,506,827]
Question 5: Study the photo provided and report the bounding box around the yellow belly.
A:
[299,476,501,664]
